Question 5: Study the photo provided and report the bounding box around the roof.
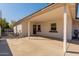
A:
[14,3,64,26]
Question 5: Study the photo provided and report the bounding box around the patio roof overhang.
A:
[29,5,64,23]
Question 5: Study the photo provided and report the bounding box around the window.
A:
[37,25,41,32]
[76,4,79,19]
[49,23,57,32]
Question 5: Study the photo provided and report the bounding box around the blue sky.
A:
[0,3,48,23]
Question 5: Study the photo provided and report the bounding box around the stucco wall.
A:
[70,4,79,37]
[17,24,22,35]
[32,18,63,39]
[72,20,79,37]
[21,21,28,36]
[13,23,23,35]
[67,13,72,40]
[67,4,79,40]
[13,26,17,34]
[66,4,73,40]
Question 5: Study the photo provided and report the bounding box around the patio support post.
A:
[28,21,30,39]
[63,4,67,55]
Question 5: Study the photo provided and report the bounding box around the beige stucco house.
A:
[12,3,79,54]
[13,3,64,39]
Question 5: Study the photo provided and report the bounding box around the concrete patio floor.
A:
[0,36,63,56]
[66,40,79,56]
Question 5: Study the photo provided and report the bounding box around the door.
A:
[33,25,36,34]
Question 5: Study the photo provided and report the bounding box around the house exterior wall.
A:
[72,20,79,38]
[67,4,79,40]
[13,24,22,35]
[70,4,79,37]
[69,4,76,38]
[21,21,28,36]
[67,12,72,40]
[66,4,73,40]
[30,18,63,39]
[14,21,29,36]
[73,20,79,32]
[13,26,17,34]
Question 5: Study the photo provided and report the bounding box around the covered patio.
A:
[26,4,64,40]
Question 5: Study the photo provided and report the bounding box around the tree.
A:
[9,20,16,29]
[0,18,10,32]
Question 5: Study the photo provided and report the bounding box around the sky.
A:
[0,3,48,23]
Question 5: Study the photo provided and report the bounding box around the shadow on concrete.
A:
[67,51,79,54]
[28,35,63,41]
[66,40,79,55]
[0,39,12,56]
[68,39,79,45]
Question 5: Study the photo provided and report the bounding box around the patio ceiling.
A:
[29,6,64,22]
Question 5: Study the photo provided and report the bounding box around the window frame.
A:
[37,25,41,32]
[49,23,57,33]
